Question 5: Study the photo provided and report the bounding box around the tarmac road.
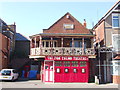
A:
[0,78,119,88]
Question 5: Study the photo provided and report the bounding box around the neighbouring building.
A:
[0,33,10,70]
[11,33,31,77]
[93,1,120,84]
[0,19,16,70]
[29,12,96,83]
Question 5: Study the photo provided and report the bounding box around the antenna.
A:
[92,21,94,28]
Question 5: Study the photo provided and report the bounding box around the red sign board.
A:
[45,56,88,61]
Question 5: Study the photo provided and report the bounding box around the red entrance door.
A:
[54,61,89,82]
[44,61,53,82]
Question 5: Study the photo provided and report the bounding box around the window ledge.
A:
[112,27,120,29]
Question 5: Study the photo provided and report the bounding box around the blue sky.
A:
[0,1,117,38]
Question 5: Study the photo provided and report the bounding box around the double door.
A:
[44,61,53,82]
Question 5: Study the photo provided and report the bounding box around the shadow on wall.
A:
[14,33,30,58]
[10,33,31,75]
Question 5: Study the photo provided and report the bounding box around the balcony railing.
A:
[31,47,95,56]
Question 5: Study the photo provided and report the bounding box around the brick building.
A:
[29,12,96,83]
[93,0,120,84]
[0,19,16,70]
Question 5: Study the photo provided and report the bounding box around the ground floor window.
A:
[54,61,87,67]
[80,61,87,67]
[72,61,78,67]
[55,61,62,66]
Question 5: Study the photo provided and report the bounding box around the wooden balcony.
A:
[30,47,95,56]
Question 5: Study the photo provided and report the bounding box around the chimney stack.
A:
[83,19,87,28]
[14,22,16,25]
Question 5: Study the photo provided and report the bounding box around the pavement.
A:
[0,78,119,88]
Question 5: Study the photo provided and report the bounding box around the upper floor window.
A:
[112,14,119,28]
[70,40,82,48]
[63,24,74,30]
[42,40,58,47]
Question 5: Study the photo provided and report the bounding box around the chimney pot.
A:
[83,19,87,27]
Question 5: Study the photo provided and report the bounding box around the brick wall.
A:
[113,75,120,84]
[0,33,10,70]
[95,21,105,46]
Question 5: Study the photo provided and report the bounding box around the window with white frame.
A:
[112,14,120,28]
[63,24,74,30]
[112,34,120,51]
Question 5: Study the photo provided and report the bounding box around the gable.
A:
[43,12,91,34]
[93,1,120,29]
[115,3,120,10]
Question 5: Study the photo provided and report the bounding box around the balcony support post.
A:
[91,37,94,48]
[82,37,85,55]
[30,38,33,48]
[30,38,33,55]
[51,37,53,55]
[51,37,53,47]
[35,37,37,48]
[72,38,74,47]
[61,37,63,47]
[72,38,75,55]
[39,36,42,48]
[39,36,42,55]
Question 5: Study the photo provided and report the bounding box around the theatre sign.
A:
[45,56,88,61]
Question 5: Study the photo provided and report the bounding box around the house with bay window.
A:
[29,12,96,83]
[93,0,120,84]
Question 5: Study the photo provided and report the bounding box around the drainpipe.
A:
[98,43,101,84]
[97,23,101,84]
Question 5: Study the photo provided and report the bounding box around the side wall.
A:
[95,21,105,46]
[11,40,30,70]
[0,33,2,70]
[0,33,10,70]
[14,41,30,58]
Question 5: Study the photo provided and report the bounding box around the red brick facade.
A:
[113,75,120,84]
[0,33,10,70]
[94,21,105,45]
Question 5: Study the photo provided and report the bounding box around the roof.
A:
[15,33,30,41]
[0,18,15,34]
[93,0,120,29]
[30,33,95,38]
[43,12,91,34]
